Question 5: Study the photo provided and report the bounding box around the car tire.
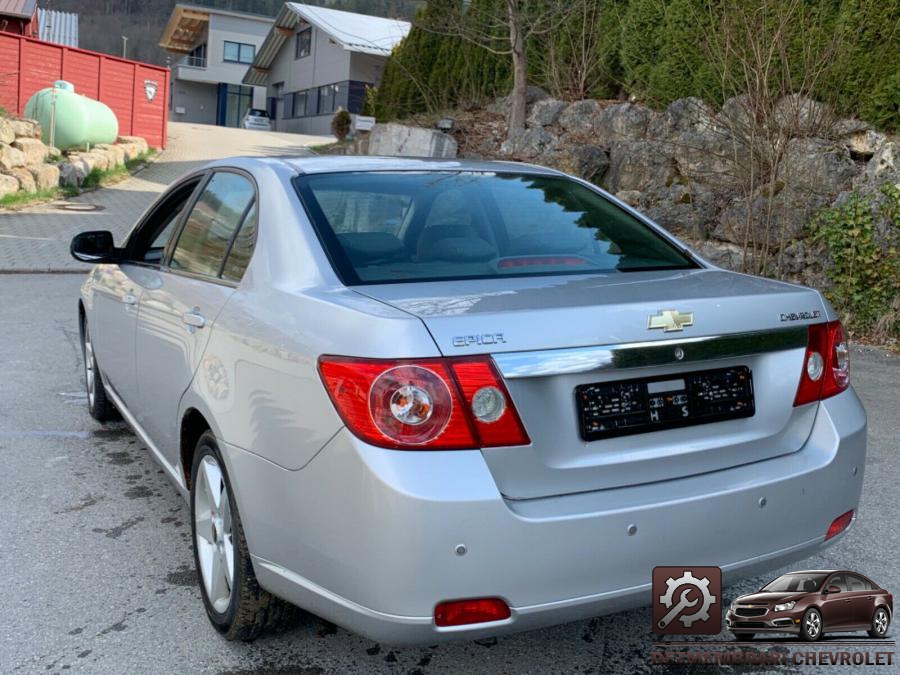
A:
[190,431,298,641]
[868,607,890,639]
[800,607,823,641]
[81,317,118,422]
[732,632,755,641]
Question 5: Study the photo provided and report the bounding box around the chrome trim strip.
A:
[494,326,808,380]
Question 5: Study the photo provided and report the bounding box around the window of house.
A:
[295,27,312,58]
[318,83,339,115]
[292,91,308,117]
[224,40,255,64]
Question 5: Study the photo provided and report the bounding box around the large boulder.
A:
[368,123,457,158]
[603,140,678,193]
[777,138,857,196]
[12,138,48,165]
[59,157,91,186]
[593,102,653,142]
[5,166,36,193]
[643,186,719,238]
[9,118,41,139]
[864,141,897,183]
[717,94,755,136]
[527,99,567,127]
[558,99,603,136]
[0,119,15,144]
[551,144,609,182]
[773,94,834,137]
[116,136,149,156]
[0,143,27,170]
[28,163,60,191]
[499,127,557,159]
[648,97,720,139]
[712,187,826,247]
[96,143,126,166]
[0,172,19,198]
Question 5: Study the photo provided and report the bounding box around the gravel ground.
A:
[1,274,897,675]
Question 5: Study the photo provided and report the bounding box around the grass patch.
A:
[0,187,64,209]
[82,149,157,189]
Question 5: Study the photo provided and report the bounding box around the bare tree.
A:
[422,0,589,137]
[531,0,608,101]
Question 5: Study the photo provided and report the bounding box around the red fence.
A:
[0,33,170,148]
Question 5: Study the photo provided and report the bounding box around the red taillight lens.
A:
[318,356,530,450]
[434,598,510,627]
[825,509,854,541]
[793,321,850,406]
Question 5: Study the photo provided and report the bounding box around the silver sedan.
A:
[71,157,866,644]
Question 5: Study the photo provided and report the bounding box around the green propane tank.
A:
[25,81,119,151]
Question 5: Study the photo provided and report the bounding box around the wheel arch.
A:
[180,407,212,490]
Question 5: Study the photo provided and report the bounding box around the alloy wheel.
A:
[194,455,234,614]
[874,609,888,636]
[806,611,821,638]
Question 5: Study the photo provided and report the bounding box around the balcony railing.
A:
[178,55,207,69]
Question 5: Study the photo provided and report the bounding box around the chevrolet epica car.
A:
[71,157,867,644]
[727,570,892,641]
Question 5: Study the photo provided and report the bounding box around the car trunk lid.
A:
[355,269,827,499]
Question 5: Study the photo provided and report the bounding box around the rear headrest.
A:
[337,232,405,265]
[429,237,496,262]
[509,230,592,255]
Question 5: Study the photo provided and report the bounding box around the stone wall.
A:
[0,116,150,200]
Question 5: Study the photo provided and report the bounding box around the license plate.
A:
[576,366,755,441]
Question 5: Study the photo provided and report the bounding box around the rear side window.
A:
[295,171,694,285]
[221,200,258,282]
[845,574,872,591]
[171,172,255,278]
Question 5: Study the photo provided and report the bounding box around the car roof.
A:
[210,155,566,177]
[785,570,839,574]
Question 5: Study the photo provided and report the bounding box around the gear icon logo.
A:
[652,566,722,635]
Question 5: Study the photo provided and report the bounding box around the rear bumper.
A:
[221,387,866,645]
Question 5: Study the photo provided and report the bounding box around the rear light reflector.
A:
[793,321,850,406]
[434,598,510,627]
[825,510,854,541]
[318,355,530,450]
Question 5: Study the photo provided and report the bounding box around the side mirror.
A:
[825,585,842,594]
[70,230,119,263]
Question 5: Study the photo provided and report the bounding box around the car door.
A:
[845,574,876,627]
[89,180,200,407]
[820,573,853,629]
[133,169,257,464]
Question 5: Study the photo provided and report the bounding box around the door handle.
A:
[182,311,207,329]
[122,293,137,305]
[845,599,852,603]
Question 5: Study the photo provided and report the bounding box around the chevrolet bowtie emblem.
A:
[648,310,694,332]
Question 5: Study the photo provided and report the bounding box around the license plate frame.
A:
[576,365,755,441]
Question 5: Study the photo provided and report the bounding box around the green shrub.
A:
[331,108,352,141]
[809,184,900,340]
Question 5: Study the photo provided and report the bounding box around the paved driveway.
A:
[0,123,328,272]
[1,274,897,674]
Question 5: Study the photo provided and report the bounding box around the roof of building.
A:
[0,0,36,19]
[159,3,273,54]
[38,8,79,48]
[243,2,410,87]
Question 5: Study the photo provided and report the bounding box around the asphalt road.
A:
[2,274,897,675]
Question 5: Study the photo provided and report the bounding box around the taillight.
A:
[825,510,853,541]
[318,356,530,450]
[434,598,510,627]
[793,321,850,406]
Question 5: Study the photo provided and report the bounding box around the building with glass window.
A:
[159,4,273,127]
[242,3,410,135]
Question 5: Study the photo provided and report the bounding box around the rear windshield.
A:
[294,171,694,285]
[248,109,268,117]
[761,573,829,593]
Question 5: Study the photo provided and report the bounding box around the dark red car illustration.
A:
[727,570,893,642]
